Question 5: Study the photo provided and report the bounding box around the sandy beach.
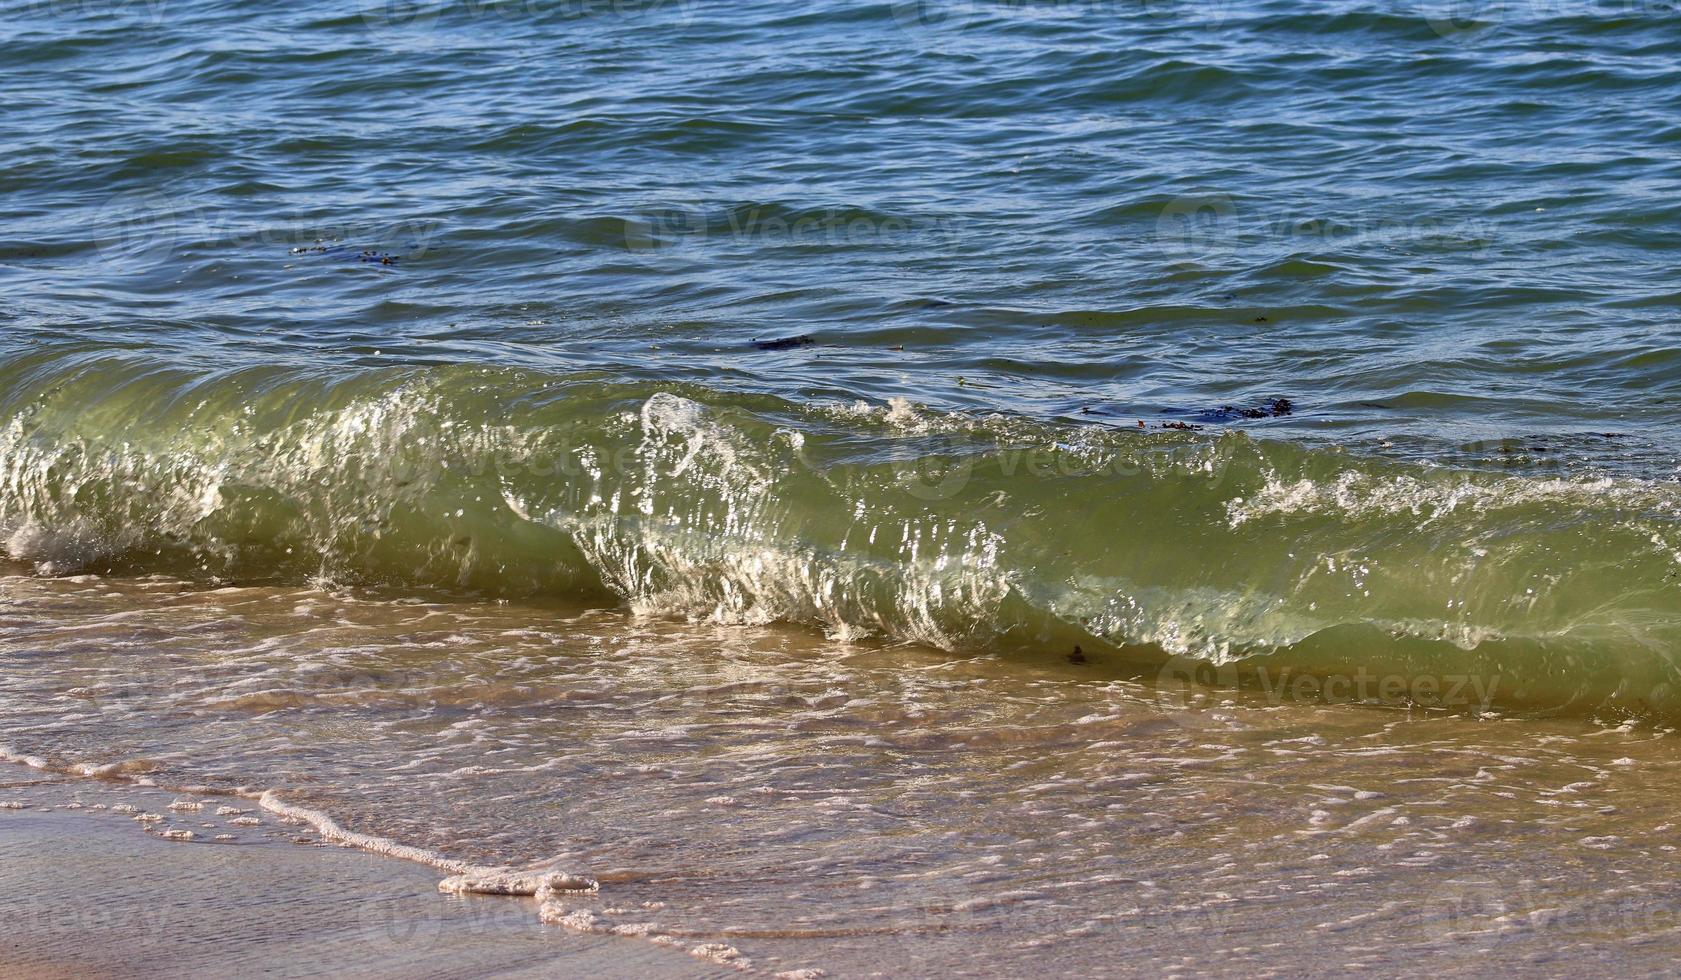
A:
[0,775,711,979]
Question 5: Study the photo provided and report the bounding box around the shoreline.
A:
[0,774,714,979]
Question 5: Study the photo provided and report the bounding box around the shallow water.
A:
[0,776,653,979]
[5,572,1681,975]
[4,0,1681,971]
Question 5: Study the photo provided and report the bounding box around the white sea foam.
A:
[438,870,597,896]
[257,791,478,874]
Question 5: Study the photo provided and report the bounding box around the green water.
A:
[3,353,1678,715]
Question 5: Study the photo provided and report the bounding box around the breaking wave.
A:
[3,350,1680,715]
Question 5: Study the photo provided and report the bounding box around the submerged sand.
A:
[0,778,712,979]
[7,576,1681,977]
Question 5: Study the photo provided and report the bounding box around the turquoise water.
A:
[3,0,1681,713]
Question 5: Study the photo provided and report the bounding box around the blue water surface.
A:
[3,0,1679,465]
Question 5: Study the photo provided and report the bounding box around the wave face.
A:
[5,353,1681,715]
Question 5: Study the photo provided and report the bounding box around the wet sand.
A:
[7,576,1681,977]
[0,778,713,979]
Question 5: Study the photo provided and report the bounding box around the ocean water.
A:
[4,0,1681,973]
